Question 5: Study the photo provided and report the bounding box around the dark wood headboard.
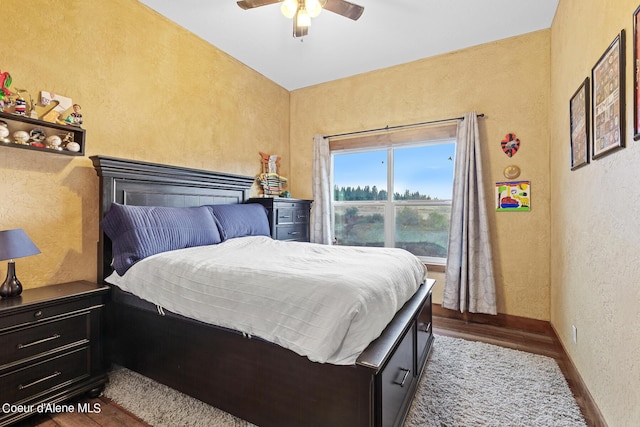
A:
[91,155,255,283]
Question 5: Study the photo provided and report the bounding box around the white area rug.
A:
[103,335,587,426]
[405,336,586,427]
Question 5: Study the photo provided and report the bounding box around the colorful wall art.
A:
[500,133,520,157]
[496,181,531,211]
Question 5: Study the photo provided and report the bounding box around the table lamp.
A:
[0,229,41,298]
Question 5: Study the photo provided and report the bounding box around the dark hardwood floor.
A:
[14,314,603,427]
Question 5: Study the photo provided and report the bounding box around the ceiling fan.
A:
[237,0,364,38]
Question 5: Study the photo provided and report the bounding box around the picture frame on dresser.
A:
[591,30,625,159]
[569,77,590,170]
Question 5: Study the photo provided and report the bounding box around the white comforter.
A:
[106,236,427,365]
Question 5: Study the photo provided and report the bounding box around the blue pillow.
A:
[100,203,222,275]
[207,203,271,240]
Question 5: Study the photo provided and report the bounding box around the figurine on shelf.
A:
[64,104,82,126]
[14,89,36,118]
[61,132,80,152]
[0,70,12,112]
[24,91,38,119]
[13,96,26,116]
[0,121,10,144]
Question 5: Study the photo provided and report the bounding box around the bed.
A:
[91,155,435,427]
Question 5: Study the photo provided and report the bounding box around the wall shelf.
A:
[0,111,85,156]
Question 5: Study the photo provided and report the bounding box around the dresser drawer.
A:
[275,225,309,242]
[275,208,295,225]
[380,325,414,427]
[0,313,89,368]
[293,208,310,224]
[273,200,302,210]
[1,347,89,406]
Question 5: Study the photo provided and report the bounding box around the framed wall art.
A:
[496,181,530,212]
[569,78,590,170]
[634,6,640,140]
[591,30,625,159]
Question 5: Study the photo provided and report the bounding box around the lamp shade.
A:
[0,229,41,261]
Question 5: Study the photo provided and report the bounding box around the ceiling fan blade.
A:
[323,0,364,20]
[237,0,280,10]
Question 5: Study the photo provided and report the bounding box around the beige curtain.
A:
[443,112,497,314]
[311,134,332,244]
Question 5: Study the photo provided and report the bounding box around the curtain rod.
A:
[323,113,485,139]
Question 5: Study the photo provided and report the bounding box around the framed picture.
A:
[569,78,589,170]
[496,181,530,212]
[591,30,625,159]
[634,6,640,140]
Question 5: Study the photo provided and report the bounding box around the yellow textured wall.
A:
[290,31,551,320]
[550,0,640,424]
[0,0,289,288]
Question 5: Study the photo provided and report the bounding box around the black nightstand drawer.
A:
[1,347,89,406]
[0,312,89,368]
[0,295,102,331]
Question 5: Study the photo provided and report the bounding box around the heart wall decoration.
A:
[501,133,520,157]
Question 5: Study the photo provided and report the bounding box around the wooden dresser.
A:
[0,281,108,426]
[247,197,312,242]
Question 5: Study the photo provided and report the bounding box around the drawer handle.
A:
[419,321,432,333]
[297,215,306,219]
[279,215,292,219]
[18,371,61,390]
[17,334,61,349]
[288,231,300,235]
[393,368,411,387]
[34,310,43,319]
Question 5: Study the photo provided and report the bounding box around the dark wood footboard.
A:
[107,279,434,427]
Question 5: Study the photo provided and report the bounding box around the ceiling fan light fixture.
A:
[297,7,311,27]
[237,0,363,38]
[281,0,298,19]
[305,0,323,18]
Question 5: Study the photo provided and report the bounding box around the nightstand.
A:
[247,198,313,242]
[0,281,109,426]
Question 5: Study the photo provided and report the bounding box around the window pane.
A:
[395,205,451,257]
[393,143,455,201]
[333,150,387,201]
[334,205,384,247]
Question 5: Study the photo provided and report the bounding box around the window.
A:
[332,140,455,265]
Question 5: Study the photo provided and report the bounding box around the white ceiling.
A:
[138,0,559,91]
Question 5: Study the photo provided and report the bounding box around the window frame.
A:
[331,137,455,267]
